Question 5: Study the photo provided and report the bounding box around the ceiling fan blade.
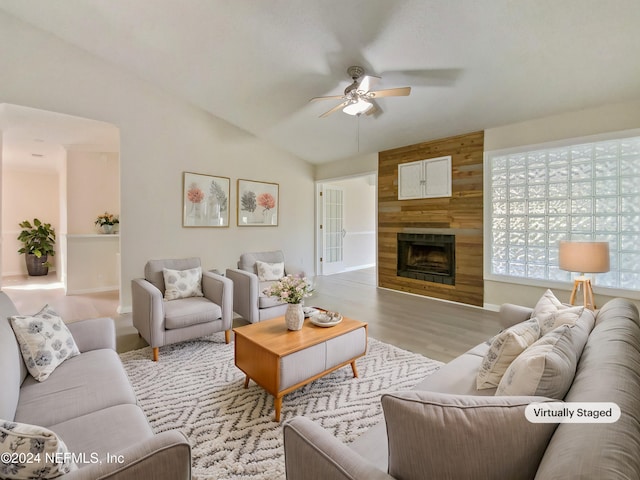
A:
[319,100,350,118]
[369,86,411,98]
[357,75,381,93]
[309,95,346,102]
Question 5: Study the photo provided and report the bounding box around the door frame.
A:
[315,172,378,276]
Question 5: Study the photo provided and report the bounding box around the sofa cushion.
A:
[255,260,284,281]
[382,391,558,480]
[10,305,80,382]
[163,296,222,329]
[531,289,583,335]
[0,419,77,479]
[414,350,497,396]
[49,404,154,462]
[497,325,575,398]
[163,266,204,301]
[15,349,136,427]
[477,318,540,389]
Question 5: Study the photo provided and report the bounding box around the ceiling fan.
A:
[310,66,411,118]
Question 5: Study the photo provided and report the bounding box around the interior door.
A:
[321,185,345,275]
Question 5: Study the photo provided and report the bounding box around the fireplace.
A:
[397,233,455,285]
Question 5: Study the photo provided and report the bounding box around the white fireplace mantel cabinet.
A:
[398,155,452,200]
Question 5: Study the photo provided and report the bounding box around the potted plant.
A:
[95,212,119,234]
[17,218,56,276]
[263,275,314,330]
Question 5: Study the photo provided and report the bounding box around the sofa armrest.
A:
[67,317,116,352]
[202,271,233,329]
[131,278,165,348]
[62,430,190,480]
[226,268,259,323]
[498,303,534,329]
[283,416,394,480]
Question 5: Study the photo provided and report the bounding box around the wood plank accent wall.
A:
[378,131,485,306]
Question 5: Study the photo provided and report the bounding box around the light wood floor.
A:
[2,268,502,363]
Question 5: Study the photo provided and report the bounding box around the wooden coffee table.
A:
[233,315,368,421]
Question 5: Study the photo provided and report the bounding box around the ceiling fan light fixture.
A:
[343,98,373,116]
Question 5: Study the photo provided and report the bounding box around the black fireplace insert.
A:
[397,233,455,285]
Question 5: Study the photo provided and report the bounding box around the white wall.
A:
[1,167,61,276]
[0,12,315,310]
[484,99,640,310]
[324,176,376,271]
[315,153,378,181]
[67,151,120,234]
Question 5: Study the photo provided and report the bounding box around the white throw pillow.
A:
[163,266,203,301]
[255,260,285,281]
[532,289,584,335]
[0,419,77,479]
[497,325,577,398]
[10,305,80,382]
[477,318,540,389]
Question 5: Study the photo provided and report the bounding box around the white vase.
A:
[101,224,114,234]
[285,303,304,331]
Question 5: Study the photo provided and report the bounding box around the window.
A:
[486,131,640,292]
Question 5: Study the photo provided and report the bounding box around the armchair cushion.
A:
[145,257,201,292]
[256,260,285,281]
[162,266,204,301]
[238,250,285,274]
[259,281,286,309]
[164,297,222,329]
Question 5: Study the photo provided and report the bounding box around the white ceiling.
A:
[1,0,640,164]
[0,104,119,171]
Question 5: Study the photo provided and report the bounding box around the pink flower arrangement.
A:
[187,184,205,203]
[263,275,313,304]
[257,192,275,211]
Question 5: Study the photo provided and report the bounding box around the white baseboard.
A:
[342,263,376,273]
[118,305,132,314]
[66,285,118,295]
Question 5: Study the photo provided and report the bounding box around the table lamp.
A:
[558,241,610,310]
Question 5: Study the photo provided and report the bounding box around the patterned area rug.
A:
[120,333,442,480]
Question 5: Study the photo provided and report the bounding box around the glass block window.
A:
[487,133,640,291]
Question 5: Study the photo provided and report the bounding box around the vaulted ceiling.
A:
[2,0,639,164]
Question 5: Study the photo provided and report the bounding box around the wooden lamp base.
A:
[569,276,596,310]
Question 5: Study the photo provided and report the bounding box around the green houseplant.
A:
[17,218,56,276]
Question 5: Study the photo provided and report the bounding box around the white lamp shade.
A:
[343,99,373,116]
[559,241,610,274]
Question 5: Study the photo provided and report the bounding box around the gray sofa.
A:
[284,298,640,479]
[0,292,191,479]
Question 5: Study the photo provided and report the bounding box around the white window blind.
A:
[486,132,640,292]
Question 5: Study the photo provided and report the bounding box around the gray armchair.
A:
[132,257,233,361]
[226,250,303,323]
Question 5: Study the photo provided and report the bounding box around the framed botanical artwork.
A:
[237,179,279,226]
[183,172,230,227]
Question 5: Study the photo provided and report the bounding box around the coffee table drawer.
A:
[279,343,326,390]
[326,328,367,369]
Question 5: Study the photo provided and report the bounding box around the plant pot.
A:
[285,303,305,331]
[101,225,115,234]
[25,254,48,276]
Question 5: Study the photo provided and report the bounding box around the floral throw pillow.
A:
[476,318,541,389]
[532,289,585,335]
[10,305,80,382]
[162,266,204,301]
[0,419,77,479]
[255,261,285,282]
